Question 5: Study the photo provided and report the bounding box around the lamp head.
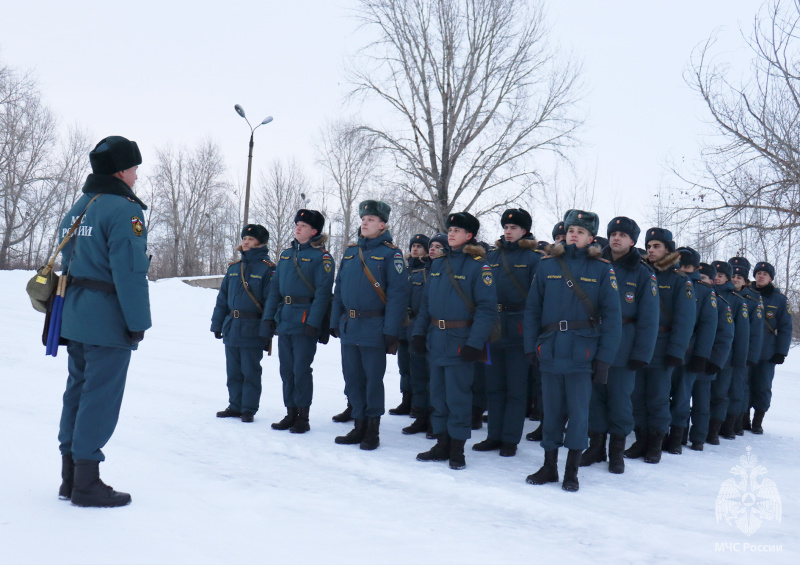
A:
[235,104,246,118]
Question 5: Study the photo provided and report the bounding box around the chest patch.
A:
[766,310,774,319]
[625,291,634,303]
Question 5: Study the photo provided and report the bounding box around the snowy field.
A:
[0,270,797,565]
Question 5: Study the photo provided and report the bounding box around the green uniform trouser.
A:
[59,341,131,461]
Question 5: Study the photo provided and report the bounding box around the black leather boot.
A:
[742,410,752,431]
[719,413,737,440]
[449,438,466,470]
[332,402,353,423]
[402,410,429,435]
[360,417,381,450]
[666,426,684,455]
[526,450,559,485]
[289,407,310,434]
[644,430,665,463]
[335,419,366,444]
[216,408,241,418]
[71,460,131,508]
[579,433,607,467]
[526,422,543,441]
[751,410,765,434]
[707,418,723,445]
[272,407,297,430]
[59,454,74,500]
[562,449,581,492]
[388,393,412,416]
[734,413,744,436]
[472,438,503,451]
[608,434,626,474]
[624,427,647,459]
[417,434,451,462]
[471,406,484,430]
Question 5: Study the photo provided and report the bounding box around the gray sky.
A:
[0,0,760,237]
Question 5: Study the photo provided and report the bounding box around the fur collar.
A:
[650,250,681,272]
[493,236,539,250]
[309,233,328,249]
[463,244,486,258]
[753,281,776,297]
[547,242,602,260]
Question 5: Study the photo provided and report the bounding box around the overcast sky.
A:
[1,0,761,237]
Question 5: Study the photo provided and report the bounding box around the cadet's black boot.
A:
[402,410,429,435]
[666,426,684,455]
[690,441,704,451]
[335,419,366,445]
[417,433,451,462]
[59,454,74,500]
[471,406,484,430]
[562,449,581,492]
[472,438,503,452]
[360,417,381,450]
[449,438,466,470]
[751,410,765,435]
[734,414,744,436]
[607,434,626,474]
[289,407,310,434]
[388,393,412,416]
[499,442,518,457]
[271,407,297,430]
[720,414,737,440]
[332,402,353,423]
[624,427,647,459]
[579,433,607,467]
[240,412,254,423]
[71,460,131,508]
[742,410,752,431]
[681,426,689,446]
[707,418,723,445]
[526,450,559,485]
[216,408,241,418]
[526,422,543,442]
[644,430,665,464]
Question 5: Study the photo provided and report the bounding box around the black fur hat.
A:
[428,232,449,251]
[728,256,750,279]
[294,209,325,233]
[753,261,776,280]
[552,222,566,240]
[409,233,430,251]
[607,216,641,245]
[358,200,391,222]
[645,227,675,253]
[446,212,480,238]
[241,224,269,245]
[699,262,717,280]
[537,240,550,251]
[501,208,532,234]
[89,136,142,174]
[712,260,733,281]
[563,209,599,236]
[678,246,701,269]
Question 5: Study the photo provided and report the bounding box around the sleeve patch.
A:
[131,216,143,237]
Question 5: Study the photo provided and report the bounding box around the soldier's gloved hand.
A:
[665,355,683,367]
[627,359,647,371]
[770,353,786,365]
[127,330,145,345]
[460,345,483,363]
[526,352,538,368]
[329,327,340,339]
[412,335,427,355]
[704,362,721,375]
[687,355,707,373]
[303,324,320,338]
[213,331,223,340]
[263,337,272,352]
[384,334,400,354]
[592,360,610,385]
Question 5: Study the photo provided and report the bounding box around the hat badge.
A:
[578,213,582,218]
[616,220,620,224]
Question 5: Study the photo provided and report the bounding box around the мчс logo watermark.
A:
[715,446,782,536]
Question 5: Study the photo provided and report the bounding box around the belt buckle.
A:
[349,310,356,318]
[438,320,446,330]
[233,310,240,319]
[497,304,503,312]
[285,296,292,305]
[559,320,568,331]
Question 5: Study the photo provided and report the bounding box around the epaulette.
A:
[697,280,712,288]
[673,268,688,277]
[383,241,398,250]
[262,260,275,268]
[597,257,610,263]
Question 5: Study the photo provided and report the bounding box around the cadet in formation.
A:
[524,209,621,492]
[582,217,658,474]
[474,209,541,457]
[211,224,275,423]
[58,136,151,507]
[748,262,792,434]
[330,200,410,450]
[262,209,334,434]
[413,212,498,470]
[625,228,694,464]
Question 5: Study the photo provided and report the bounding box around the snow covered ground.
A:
[0,270,797,564]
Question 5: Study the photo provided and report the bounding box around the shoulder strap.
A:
[46,194,102,274]
[293,247,316,294]
[498,247,527,299]
[555,256,600,329]
[358,247,387,304]
[240,262,264,314]
[444,255,475,313]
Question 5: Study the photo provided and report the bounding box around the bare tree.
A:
[349,0,583,230]
[252,158,309,260]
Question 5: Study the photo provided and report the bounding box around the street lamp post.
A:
[234,104,273,226]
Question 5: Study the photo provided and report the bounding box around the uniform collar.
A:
[82,173,148,210]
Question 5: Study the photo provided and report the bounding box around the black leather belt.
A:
[284,296,312,304]
[348,309,384,318]
[68,276,117,294]
[431,318,473,329]
[498,303,524,312]
[228,310,261,319]
[542,320,594,332]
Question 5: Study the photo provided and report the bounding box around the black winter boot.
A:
[579,433,607,467]
[562,449,581,492]
[271,407,297,430]
[59,454,74,500]
[216,408,241,418]
[471,406,484,430]
[690,441,704,451]
[360,417,381,450]
[449,438,466,470]
[742,410,752,431]
[644,430,665,464]
[608,434,626,474]
[734,414,744,436]
[388,393,412,416]
[499,442,518,457]
[402,410,429,435]
[624,427,648,459]
[332,402,353,423]
[71,460,131,508]
[666,426,684,455]
[417,434,451,462]
[526,422,543,442]
[720,414,737,440]
[335,419,366,445]
[526,450,559,485]
[472,438,503,452]
[289,407,310,434]
[707,418,723,445]
[751,410,765,435]
[240,412,254,423]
